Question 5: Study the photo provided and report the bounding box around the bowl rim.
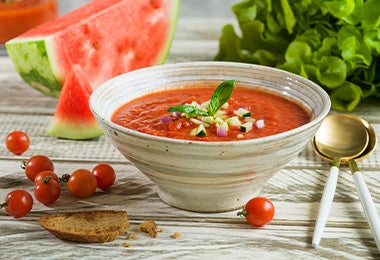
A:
[90,61,331,147]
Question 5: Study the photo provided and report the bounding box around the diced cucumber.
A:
[214,116,225,124]
[199,116,214,125]
[190,124,207,137]
[190,118,210,127]
[240,121,253,132]
[234,108,251,118]
[226,116,241,127]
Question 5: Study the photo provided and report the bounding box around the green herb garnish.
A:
[207,80,235,116]
[167,80,236,116]
[167,105,208,116]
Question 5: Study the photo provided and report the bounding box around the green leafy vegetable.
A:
[208,80,235,115]
[215,0,380,111]
[167,80,236,116]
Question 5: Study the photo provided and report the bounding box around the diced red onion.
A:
[160,116,172,124]
[217,126,228,137]
[238,106,248,110]
[172,112,181,118]
[255,119,265,129]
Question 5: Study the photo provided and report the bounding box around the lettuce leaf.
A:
[215,0,380,111]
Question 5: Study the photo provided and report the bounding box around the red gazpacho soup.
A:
[111,80,311,141]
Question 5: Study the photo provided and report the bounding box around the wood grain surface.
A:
[1,18,380,259]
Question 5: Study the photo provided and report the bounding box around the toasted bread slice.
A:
[39,210,129,243]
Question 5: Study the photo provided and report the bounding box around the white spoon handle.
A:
[312,166,339,248]
[352,171,380,252]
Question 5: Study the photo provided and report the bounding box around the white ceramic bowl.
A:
[90,62,331,212]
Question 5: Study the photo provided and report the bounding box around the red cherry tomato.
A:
[34,171,59,184]
[5,131,30,155]
[67,169,97,198]
[34,177,61,205]
[1,190,33,218]
[238,197,275,227]
[92,163,116,190]
[23,155,54,182]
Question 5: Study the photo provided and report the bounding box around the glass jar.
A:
[0,0,58,44]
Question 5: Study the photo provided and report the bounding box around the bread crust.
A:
[39,210,129,243]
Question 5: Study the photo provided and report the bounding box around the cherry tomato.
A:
[23,155,54,182]
[34,171,59,184]
[67,169,97,198]
[92,163,116,190]
[5,131,30,155]
[237,197,275,227]
[1,190,33,218]
[34,177,61,205]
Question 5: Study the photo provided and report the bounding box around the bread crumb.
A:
[123,242,131,247]
[127,233,136,240]
[138,220,158,238]
[171,232,181,239]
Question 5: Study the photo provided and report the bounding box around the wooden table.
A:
[1,18,380,259]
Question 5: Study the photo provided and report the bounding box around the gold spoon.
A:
[311,114,369,248]
[347,118,380,252]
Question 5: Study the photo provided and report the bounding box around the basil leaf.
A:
[208,80,235,116]
[167,105,208,116]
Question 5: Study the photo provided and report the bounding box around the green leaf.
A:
[316,56,347,88]
[215,25,242,62]
[321,0,355,18]
[281,0,296,34]
[337,26,372,68]
[208,80,235,116]
[362,0,380,28]
[167,105,208,117]
[285,41,313,64]
[231,0,258,25]
[330,82,362,111]
[363,28,380,55]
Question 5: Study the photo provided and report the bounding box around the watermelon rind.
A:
[154,0,180,65]
[48,119,103,140]
[6,38,62,97]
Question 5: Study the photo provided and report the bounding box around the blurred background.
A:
[59,0,240,18]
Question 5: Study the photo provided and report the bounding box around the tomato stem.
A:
[20,160,26,170]
[0,198,10,209]
[237,209,248,218]
[43,176,51,184]
[60,174,70,183]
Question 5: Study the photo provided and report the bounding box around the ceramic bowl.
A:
[90,62,331,212]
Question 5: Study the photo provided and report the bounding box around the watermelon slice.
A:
[6,0,179,139]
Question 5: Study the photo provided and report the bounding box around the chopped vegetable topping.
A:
[234,107,251,118]
[255,119,265,129]
[240,121,253,133]
[190,124,207,137]
[165,80,266,138]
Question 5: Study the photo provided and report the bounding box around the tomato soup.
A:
[0,0,58,43]
[111,85,311,141]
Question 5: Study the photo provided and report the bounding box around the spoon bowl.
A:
[313,114,376,163]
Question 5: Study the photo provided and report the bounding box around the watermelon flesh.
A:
[6,0,179,139]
